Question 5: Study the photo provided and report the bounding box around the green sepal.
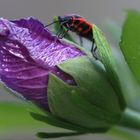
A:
[58,56,122,114]
[48,56,122,131]
[30,112,99,132]
[48,74,110,130]
[71,91,121,124]
[37,132,85,138]
[92,25,126,110]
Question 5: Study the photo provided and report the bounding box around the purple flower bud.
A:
[0,17,84,110]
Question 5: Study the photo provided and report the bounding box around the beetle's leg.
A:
[91,41,98,60]
[79,36,83,47]
[58,28,70,39]
[91,40,94,52]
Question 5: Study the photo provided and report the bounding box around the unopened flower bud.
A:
[0,17,124,132]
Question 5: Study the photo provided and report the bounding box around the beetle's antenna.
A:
[45,20,58,27]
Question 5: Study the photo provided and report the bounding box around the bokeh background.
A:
[0,0,140,139]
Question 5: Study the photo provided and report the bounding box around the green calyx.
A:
[47,56,123,131]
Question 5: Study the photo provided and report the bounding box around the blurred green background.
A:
[1,0,140,139]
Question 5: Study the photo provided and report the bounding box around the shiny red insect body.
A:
[45,14,97,58]
[58,14,93,41]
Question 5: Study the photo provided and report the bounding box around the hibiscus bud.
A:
[0,17,124,132]
[48,56,122,131]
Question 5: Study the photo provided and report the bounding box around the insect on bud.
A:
[0,17,124,133]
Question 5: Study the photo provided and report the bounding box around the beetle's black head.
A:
[58,14,82,29]
[58,15,72,23]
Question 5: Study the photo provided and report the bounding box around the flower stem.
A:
[120,108,140,130]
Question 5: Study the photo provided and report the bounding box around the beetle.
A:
[45,14,97,58]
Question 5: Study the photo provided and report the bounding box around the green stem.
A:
[120,108,140,130]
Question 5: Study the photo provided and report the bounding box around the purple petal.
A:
[0,17,83,110]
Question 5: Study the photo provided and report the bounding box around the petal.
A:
[0,18,82,110]
[0,39,49,109]
[9,17,84,67]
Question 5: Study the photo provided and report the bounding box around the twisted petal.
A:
[0,17,83,110]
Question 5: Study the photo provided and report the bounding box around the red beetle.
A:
[46,14,97,58]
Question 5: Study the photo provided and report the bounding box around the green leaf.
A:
[37,132,85,138]
[93,25,126,110]
[105,20,121,44]
[30,112,92,132]
[0,102,46,134]
[120,10,140,85]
